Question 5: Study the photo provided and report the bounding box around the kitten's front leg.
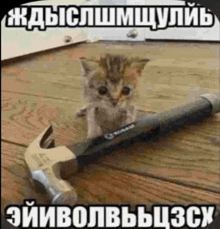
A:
[124,106,137,124]
[75,105,87,117]
[87,107,102,139]
[75,102,100,118]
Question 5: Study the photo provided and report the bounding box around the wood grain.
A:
[1,41,219,212]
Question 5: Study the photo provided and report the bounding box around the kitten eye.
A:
[98,86,108,95]
[121,86,131,95]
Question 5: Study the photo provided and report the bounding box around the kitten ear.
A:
[130,58,150,75]
[80,58,99,76]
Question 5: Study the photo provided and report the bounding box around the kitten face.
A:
[81,54,149,107]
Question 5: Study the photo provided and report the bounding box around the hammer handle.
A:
[70,94,219,164]
[157,93,219,134]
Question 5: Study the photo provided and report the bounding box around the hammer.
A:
[24,93,219,205]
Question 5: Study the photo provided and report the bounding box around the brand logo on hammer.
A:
[104,124,135,140]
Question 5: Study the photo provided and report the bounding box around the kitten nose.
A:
[112,99,119,106]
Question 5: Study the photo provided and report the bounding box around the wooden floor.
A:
[1,41,220,212]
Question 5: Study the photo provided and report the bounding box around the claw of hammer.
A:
[24,125,78,205]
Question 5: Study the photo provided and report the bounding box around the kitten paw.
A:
[75,107,87,118]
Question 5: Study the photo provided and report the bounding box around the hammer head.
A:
[24,125,78,205]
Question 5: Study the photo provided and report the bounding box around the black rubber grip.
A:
[156,97,212,134]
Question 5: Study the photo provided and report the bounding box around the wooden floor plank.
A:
[1,142,219,212]
[2,64,219,113]
[1,91,86,146]
[2,41,219,74]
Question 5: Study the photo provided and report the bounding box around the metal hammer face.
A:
[24,125,78,205]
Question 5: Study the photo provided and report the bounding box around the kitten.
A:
[76,54,150,139]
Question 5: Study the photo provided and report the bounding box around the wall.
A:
[1,0,88,60]
[87,0,220,41]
